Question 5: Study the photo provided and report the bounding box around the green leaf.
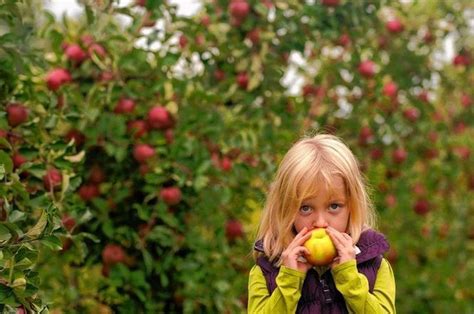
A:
[194,175,209,191]
[0,138,11,150]
[0,150,13,177]
[0,224,12,244]
[40,235,62,251]
[77,232,100,243]
[24,209,47,239]
[142,249,153,275]
[85,4,95,25]
[0,284,13,303]
[11,180,29,202]
[0,222,21,243]
[15,245,37,264]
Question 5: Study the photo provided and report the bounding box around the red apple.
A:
[378,36,388,49]
[236,72,249,89]
[413,199,430,216]
[6,103,28,127]
[428,131,438,143]
[452,146,470,160]
[195,34,205,46]
[99,71,115,82]
[453,54,470,67]
[321,0,340,6]
[164,129,174,144]
[43,168,62,191]
[338,33,351,47]
[136,0,146,6]
[226,219,244,241]
[418,90,429,103]
[133,144,155,163]
[220,156,233,171]
[261,0,273,8]
[242,154,258,167]
[386,19,404,33]
[358,126,374,146]
[64,44,87,63]
[147,106,174,130]
[303,228,337,266]
[229,0,250,20]
[139,164,150,176]
[461,93,471,108]
[78,184,100,201]
[370,148,384,160]
[61,214,76,232]
[424,148,439,160]
[102,244,126,265]
[423,31,434,44]
[392,148,407,164]
[383,81,398,98]
[385,194,397,208]
[65,129,86,147]
[179,35,188,49]
[46,68,72,91]
[88,43,106,58]
[114,98,135,114]
[16,306,26,314]
[89,165,106,184]
[302,84,319,98]
[80,34,95,47]
[127,120,148,138]
[201,15,210,27]
[358,60,376,78]
[12,153,27,169]
[454,122,466,134]
[247,28,260,45]
[160,186,182,205]
[403,107,420,122]
[214,69,225,81]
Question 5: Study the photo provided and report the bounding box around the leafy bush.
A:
[0,0,472,313]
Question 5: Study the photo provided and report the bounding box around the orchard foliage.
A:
[0,0,473,313]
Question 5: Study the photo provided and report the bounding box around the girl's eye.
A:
[329,203,342,211]
[299,205,312,214]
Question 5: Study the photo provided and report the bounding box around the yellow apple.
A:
[303,228,337,266]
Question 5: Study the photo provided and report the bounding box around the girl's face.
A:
[293,176,350,233]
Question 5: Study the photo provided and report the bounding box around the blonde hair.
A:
[253,133,377,263]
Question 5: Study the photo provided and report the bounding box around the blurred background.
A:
[0,0,473,313]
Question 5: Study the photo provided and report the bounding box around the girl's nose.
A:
[312,212,329,228]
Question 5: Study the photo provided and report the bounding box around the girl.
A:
[248,134,396,313]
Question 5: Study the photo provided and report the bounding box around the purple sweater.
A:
[254,229,390,313]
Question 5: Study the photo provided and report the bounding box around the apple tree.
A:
[0,0,472,313]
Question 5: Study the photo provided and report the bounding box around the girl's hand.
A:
[326,226,356,268]
[280,227,313,273]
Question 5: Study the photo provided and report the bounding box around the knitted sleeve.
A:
[248,264,306,313]
[332,258,396,313]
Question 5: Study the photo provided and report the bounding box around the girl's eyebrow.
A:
[302,195,347,203]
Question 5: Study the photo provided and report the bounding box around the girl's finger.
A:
[292,246,311,259]
[293,227,308,240]
[296,231,312,245]
[286,227,307,251]
[289,227,309,248]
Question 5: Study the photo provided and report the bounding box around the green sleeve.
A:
[331,258,396,313]
[248,264,306,313]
